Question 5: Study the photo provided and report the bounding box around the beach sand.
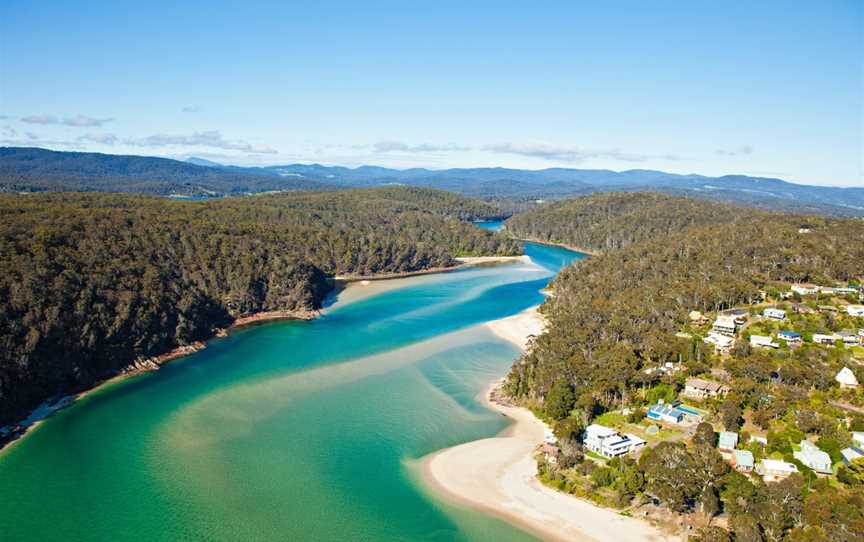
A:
[421,307,678,542]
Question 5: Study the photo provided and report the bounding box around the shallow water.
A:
[0,237,582,542]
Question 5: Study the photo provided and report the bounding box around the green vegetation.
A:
[0,187,519,428]
[508,193,864,541]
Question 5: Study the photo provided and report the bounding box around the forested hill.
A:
[507,213,864,406]
[0,147,329,195]
[503,192,759,253]
[0,187,519,428]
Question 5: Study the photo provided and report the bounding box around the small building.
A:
[841,446,864,465]
[819,305,839,313]
[763,308,786,320]
[750,335,779,349]
[852,432,864,447]
[778,330,802,343]
[683,378,729,400]
[813,333,840,345]
[836,366,860,389]
[541,443,560,464]
[846,305,864,317]
[756,459,799,482]
[733,449,754,472]
[835,287,860,296]
[543,428,558,445]
[647,403,685,425]
[838,330,860,345]
[689,311,709,325]
[718,431,739,453]
[793,440,833,474]
[791,284,819,296]
[712,315,738,336]
[704,333,735,355]
[750,435,768,446]
[583,424,644,458]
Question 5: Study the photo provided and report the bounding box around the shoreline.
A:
[515,236,599,257]
[0,255,529,454]
[420,307,677,542]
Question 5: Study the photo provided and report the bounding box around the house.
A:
[750,335,779,349]
[712,316,739,336]
[756,459,799,482]
[689,311,709,325]
[541,443,560,464]
[819,305,839,314]
[813,333,840,345]
[733,449,754,472]
[853,432,864,447]
[718,431,739,453]
[778,330,802,343]
[763,308,786,320]
[791,284,819,296]
[847,305,864,317]
[793,440,833,474]
[647,403,685,424]
[835,287,860,296]
[750,435,768,446]
[683,378,729,400]
[583,424,645,458]
[543,428,558,445]
[836,366,860,389]
[838,330,860,345]
[841,446,864,465]
[703,333,735,354]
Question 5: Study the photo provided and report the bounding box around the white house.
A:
[841,446,864,465]
[791,284,819,296]
[756,459,799,482]
[712,315,738,336]
[793,440,833,474]
[750,335,779,349]
[813,333,840,345]
[763,308,786,320]
[718,431,739,453]
[704,333,735,354]
[836,366,860,389]
[583,424,645,458]
[847,305,864,317]
[853,432,864,447]
[683,378,729,400]
[733,449,754,472]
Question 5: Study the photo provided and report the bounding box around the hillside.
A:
[202,158,864,216]
[504,192,759,252]
[0,187,519,428]
[0,147,330,195]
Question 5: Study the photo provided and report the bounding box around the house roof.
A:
[841,447,864,462]
[734,449,754,468]
[685,378,725,392]
[719,432,739,449]
[760,459,798,473]
[585,424,618,438]
[836,367,860,386]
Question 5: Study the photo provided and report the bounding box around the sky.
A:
[0,1,862,186]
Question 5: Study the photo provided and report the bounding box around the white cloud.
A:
[371,140,471,153]
[20,114,113,127]
[78,133,119,145]
[716,145,753,157]
[483,141,677,163]
[126,130,277,154]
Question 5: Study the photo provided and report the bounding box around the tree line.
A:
[0,187,519,427]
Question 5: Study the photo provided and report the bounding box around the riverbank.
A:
[334,255,528,282]
[515,237,600,257]
[0,256,531,454]
[422,308,677,542]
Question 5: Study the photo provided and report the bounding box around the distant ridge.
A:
[2,147,862,216]
[0,147,330,196]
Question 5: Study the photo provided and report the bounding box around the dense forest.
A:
[0,187,518,428]
[505,193,864,541]
[504,192,758,252]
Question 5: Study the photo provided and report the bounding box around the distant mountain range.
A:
[1,146,862,216]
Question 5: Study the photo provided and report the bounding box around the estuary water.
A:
[0,235,582,542]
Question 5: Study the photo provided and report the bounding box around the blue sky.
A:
[1,1,861,186]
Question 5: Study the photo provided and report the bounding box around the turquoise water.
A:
[0,237,582,542]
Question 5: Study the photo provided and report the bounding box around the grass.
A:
[594,411,627,428]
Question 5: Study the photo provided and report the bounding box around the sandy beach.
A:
[422,307,678,542]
